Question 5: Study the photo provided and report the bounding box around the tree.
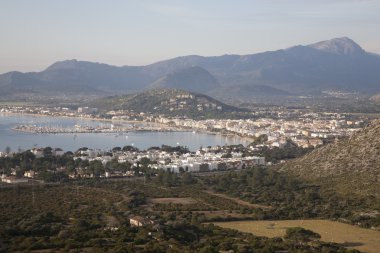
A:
[250,134,268,146]
[284,227,321,246]
[43,147,53,158]
[199,245,218,253]
[181,172,196,185]
[123,145,139,152]
[139,157,151,165]
[88,160,104,178]
[112,147,122,152]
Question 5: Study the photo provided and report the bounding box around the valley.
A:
[1,32,380,252]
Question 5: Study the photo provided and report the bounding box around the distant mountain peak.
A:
[308,37,365,56]
[45,59,80,71]
[149,66,220,93]
[2,36,380,99]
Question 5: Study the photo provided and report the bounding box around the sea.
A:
[0,113,249,152]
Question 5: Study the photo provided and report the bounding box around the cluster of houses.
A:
[0,168,39,184]
[154,116,362,149]
[0,146,266,183]
[77,107,98,115]
[129,216,154,227]
[158,93,223,112]
[74,147,266,176]
[149,150,265,173]
[2,144,266,183]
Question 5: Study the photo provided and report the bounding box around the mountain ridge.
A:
[308,37,365,56]
[1,37,380,99]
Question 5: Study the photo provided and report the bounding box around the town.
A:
[0,103,368,184]
[1,104,366,150]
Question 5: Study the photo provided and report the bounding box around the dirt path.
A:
[204,190,271,210]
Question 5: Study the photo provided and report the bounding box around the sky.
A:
[1,0,380,73]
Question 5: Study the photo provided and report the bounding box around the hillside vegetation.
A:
[0,180,357,252]
[89,88,245,118]
[279,120,380,199]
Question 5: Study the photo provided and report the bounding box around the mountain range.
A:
[1,37,380,100]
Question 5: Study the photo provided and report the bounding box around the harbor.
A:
[12,123,183,134]
[1,114,249,152]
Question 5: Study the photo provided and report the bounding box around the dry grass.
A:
[194,210,258,219]
[213,219,380,253]
[149,197,197,204]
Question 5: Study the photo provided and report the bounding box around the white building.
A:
[1,176,29,184]
[31,148,44,158]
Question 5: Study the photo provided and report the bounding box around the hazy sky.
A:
[1,0,380,73]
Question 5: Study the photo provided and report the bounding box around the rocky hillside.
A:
[279,120,380,198]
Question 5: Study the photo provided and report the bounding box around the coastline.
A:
[2,111,254,143]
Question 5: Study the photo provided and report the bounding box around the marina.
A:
[0,113,249,152]
[13,123,182,134]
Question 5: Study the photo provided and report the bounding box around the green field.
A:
[214,219,380,253]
